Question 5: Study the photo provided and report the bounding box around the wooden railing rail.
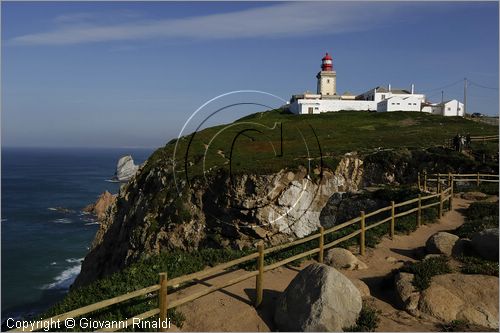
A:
[19,173,497,332]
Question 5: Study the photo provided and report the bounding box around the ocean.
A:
[1,147,154,320]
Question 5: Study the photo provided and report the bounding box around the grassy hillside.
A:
[150,110,498,178]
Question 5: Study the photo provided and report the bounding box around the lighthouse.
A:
[316,52,337,97]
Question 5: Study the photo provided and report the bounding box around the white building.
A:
[421,100,464,116]
[288,53,464,117]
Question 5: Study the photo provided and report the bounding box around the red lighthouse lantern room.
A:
[321,52,333,71]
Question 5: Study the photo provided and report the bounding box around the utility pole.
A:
[441,90,444,104]
[463,77,467,117]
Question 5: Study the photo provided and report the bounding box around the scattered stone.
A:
[423,254,443,260]
[418,274,499,329]
[324,247,368,270]
[385,256,399,264]
[471,228,499,261]
[425,232,461,256]
[395,272,420,313]
[274,263,362,331]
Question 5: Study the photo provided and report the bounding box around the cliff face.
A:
[74,147,482,287]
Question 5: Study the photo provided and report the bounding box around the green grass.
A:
[400,256,452,291]
[148,109,498,180]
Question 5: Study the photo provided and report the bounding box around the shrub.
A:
[465,202,499,220]
[459,256,499,276]
[344,301,380,332]
[400,256,451,291]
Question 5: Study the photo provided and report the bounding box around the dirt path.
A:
[171,197,472,332]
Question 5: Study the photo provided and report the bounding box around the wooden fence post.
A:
[255,243,264,308]
[477,172,480,186]
[449,176,454,209]
[437,178,441,194]
[423,171,427,192]
[438,190,444,218]
[318,227,324,264]
[360,211,366,256]
[390,201,395,239]
[417,194,422,227]
[417,172,421,191]
[437,173,441,192]
[158,273,168,332]
[448,172,452,189]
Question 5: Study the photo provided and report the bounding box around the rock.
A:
[460,191,488,200]
[114,155,139,182]
[274,263,362,331]
[349,278,371,298]
[385,256,399,264]
[325,247,368,270]
[423,254,443,260]
[425,232,461,256]
[83,191,116,221]
[471,228,499,261]
[395,272,420,312]
[418,274,499,329]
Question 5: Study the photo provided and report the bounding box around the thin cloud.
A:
[10,2,409,46]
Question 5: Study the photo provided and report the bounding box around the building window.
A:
[447,107,451,111]
[392,103,395,105]
[381,94,385,100]
[327,79,330,83]
[397,103,400,105]
[308,107,313,114]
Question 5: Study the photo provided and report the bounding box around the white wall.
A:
[380,95,422,112]
[290,99,377,114]
[442,100,464,117]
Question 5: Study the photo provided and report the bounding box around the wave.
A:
[65,258,84,264]
[105,179,120,183]
[53,218,72,224]
[84,222,100,226]
[42,264,82,290]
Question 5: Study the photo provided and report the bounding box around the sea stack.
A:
[114,155,139,182]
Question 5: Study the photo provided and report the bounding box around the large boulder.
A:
[395,272,420,313]
[426,232,461,257]
[324,247,368,270]
[274,263,362,331]
[471,228,499,261]
[114,155,139,182]
[418,273,499,329]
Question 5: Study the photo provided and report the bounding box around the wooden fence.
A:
[444,134,498,148]
[15,173,498,332]
[418,171,500,193]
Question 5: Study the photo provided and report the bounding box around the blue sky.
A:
[2,1,498,148]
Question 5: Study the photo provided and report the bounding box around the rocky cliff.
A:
[74,146,486,287]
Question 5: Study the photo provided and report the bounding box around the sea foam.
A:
[42,258,84,290]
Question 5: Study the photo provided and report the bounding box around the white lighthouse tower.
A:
[316,52,337,97]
